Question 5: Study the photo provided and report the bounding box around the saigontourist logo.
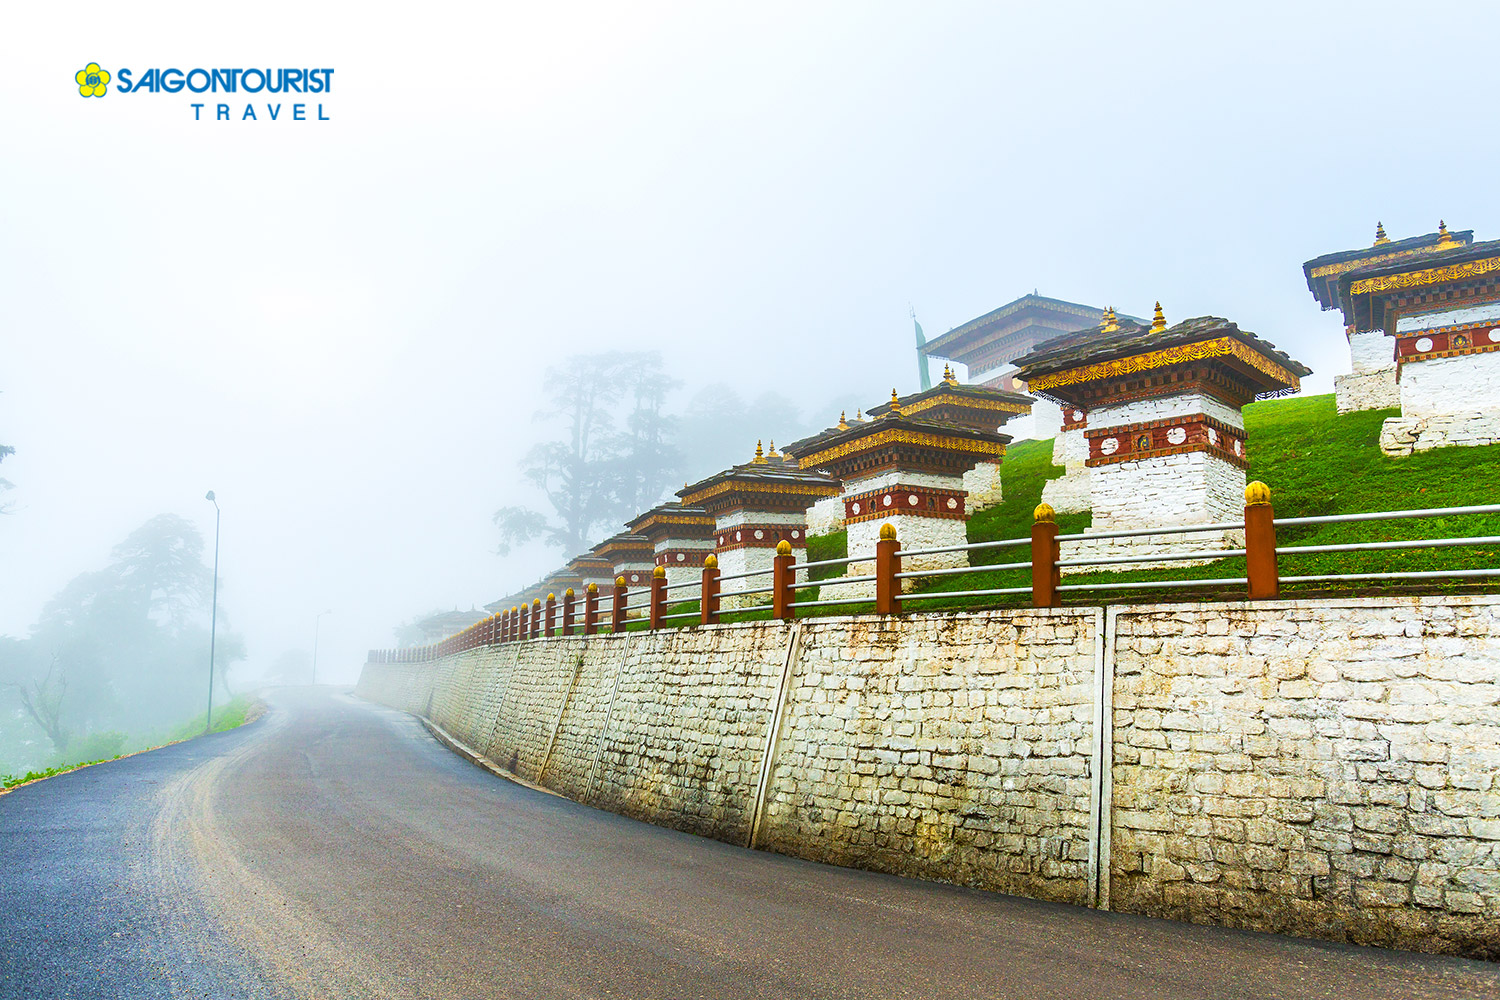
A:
[76,63,110,97]
[75,63,335,121]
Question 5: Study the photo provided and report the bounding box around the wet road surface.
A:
[3,686,1496,999]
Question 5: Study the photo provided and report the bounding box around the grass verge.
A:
[1,694,266,792]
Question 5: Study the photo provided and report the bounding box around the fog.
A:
[3,1,1497,770]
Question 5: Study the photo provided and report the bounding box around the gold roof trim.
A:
[1024,336,1301,393]
[1349,255,1500,296]
[683,479,841,504]
[796,427,1008,468]
[902,394,1030,417]
[1308,243,1452,280]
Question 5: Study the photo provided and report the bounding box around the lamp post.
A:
[312,609,333,685]
[204,491,220,735]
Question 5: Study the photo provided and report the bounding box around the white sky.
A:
[3,1,1496,684]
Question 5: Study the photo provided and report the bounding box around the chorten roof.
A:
[1013,313,1310,407]
[1303,224,1474,312]
[1336,235,1500,334]
[678,442,839,515]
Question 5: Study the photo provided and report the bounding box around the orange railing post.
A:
[874,522,901,615]
[562,587,576,635]
[1245,481,1279,600]
[1031,503,1061,608]
[545,593,557,637]
[612,576,627,632]
[649,566,667,629]
[700,554,720,625]
[584,583,600,635]
[531,599,542,639]
[772,540,795,621]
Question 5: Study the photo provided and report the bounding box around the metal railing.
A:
[364,488,1500,662]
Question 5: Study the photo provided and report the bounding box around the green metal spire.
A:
[912,309,932,391]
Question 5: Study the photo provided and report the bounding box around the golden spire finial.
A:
[1102,306,1118,333]
[1150,301,1166,333]
[942,363,958,385]
[1437,219,1459,248]
[886,389,901,417]
[753,439,767,464]
[767,439,778,458]
[1373,221,1390,246]
[838,410,849,430]
[854,409,864,422]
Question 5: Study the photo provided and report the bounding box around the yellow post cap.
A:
[879,522,897,540]
[565,587,575,597]
[1033,502,1056,523]
[776,539,792,555]
[586,582,598,593]
[704,553,718,569]
[652,565,666,579]
[1245,481,1272,506]
[615,575,626,587]
[547,593,555,601]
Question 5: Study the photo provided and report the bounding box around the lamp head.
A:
[205,490,216,503]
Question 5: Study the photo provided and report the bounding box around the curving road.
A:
[2,687,1496,1000]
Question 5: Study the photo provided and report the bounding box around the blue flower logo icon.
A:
[75,63,110,98]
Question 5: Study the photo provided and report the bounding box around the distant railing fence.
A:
[367,485,1500,663]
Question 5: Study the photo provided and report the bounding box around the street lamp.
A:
[312,609,333,685]
[204,490,220,735]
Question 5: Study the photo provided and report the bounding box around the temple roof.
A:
[625,502,714,536]
[591,532,654,559]
[1011,315,1311,408]
[679,444,839,510]
[920,294,1141,376]
[784,412,1010,475]
[1303,226,1474,312]
[865,376,1034,428]
[1336,236,1500,333]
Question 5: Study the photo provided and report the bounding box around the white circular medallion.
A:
[1234,439,1243,456]
[791,530,800,539]
[908,494,919,506]
[946,498,958,510]
[1415,337,1434,352]
[1167,426,1186,445]
[718,535,725,545]
[1100,438,1119,456]
[851,502,860,515]
[1208,427,1219,445]
[882,495,892,507]
[735,531,742,542]
[1071,410,1083,421]
[677,552,685,562]
[754,529,764,540]
[1489,328,1500,343]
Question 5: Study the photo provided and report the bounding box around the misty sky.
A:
[3,1,1496,684]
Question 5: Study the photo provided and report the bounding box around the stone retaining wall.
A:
[357,595,1500,958]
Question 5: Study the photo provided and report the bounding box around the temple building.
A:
[1013,306,1309,565]
[1303,222,1475,414]
[786,391,1010,595]
[864,366,1032,510]
[679,442,839,605]
[1308,222,1500,455]
[592,533,656,590]
[567,552,616,594]
[919,294,1131,439]
[625,502,717,602]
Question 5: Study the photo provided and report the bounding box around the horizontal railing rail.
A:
[366,488,1499,660]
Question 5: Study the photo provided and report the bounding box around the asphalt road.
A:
[3,687,1496,1000]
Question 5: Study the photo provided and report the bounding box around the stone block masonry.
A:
[357,595,1500,959]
